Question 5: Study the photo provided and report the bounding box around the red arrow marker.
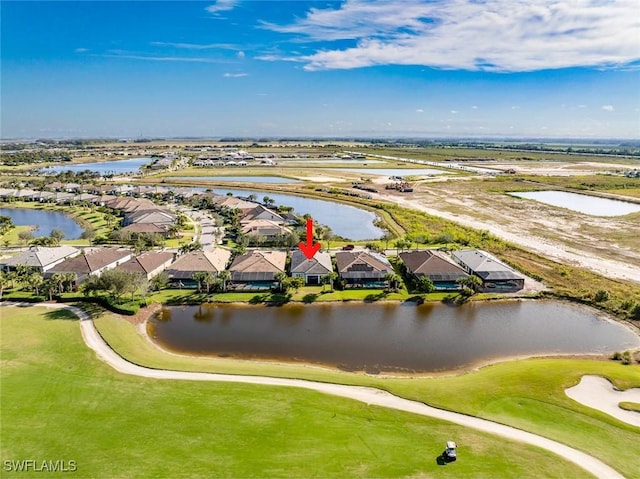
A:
[298,218,321,259]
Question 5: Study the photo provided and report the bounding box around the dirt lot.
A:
[372,178,640,283]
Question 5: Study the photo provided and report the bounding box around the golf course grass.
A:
[1,305,597,478]
[93,310,640,478]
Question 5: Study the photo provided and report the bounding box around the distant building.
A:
[116,251,175,280]
[165,249,231,287]
[45,247,132,284]
[228,250,286,290]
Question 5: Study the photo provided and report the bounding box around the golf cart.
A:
[444,441,457,462]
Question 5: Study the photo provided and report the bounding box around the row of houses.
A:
[1,245,525,293]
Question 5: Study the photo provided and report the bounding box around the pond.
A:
[42,157,153,175]
[335,168,449,177]
[510,190,640,217]
[148,301,639,373]
[168,176,302,184]
[208,187,384,240]
[0,207,84,239]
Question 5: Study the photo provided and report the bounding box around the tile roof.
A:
[399,250,468,282]
[229,250,286,281]
[452,250,524,281]
[166,249,232,279]
[335,250,393,275]
[117,251,175,275]
[48,247,132,274]
[2,246,80,269]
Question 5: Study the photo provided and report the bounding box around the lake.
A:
[148,301,639,373]
[0,207,84,239]
[209,187,384,240]
[168,176,302,184]
[510,190,640,216]
[42,157,153,175]
[335,168,449,177]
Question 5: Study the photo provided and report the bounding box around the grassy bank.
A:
[2,306,592,479]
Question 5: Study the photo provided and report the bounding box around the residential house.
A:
[335,250,394,287]
[451,250,525,292]
[165,249,232,287]
[290,250,333,285]
[241,204,284,223]
[0,246,80,273]
[398,250,469,290]
[45,247,132,284]
[116,251,175,280]
[228,250,287,290]
[240,219,292,241]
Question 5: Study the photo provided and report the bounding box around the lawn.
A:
[1,306,591,479]
[92,310,640,479]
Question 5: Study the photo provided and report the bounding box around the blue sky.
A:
[2,0,639,139]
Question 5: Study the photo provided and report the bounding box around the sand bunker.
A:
[565,375,640,427]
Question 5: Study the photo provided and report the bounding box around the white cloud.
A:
[74,48,89,53]
[237,51,246,59]
[151,41,236,50]
[451,110,458,114]
[262,0,640,72]
[224,72,248,78]
[471,105,478,109]
[205,0,238,15]
[104,53,220,63]
[416,108,424,113]
[602,104,614,111]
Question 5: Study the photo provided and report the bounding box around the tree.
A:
[381,231,394,251]
[274,272,288,293]
[416,276,435,293]
[322,226,334,251]
[62,272,77,292]
[0,271,9,300]
[321,272,338,292]
[384,273,403,292]
[132,273,150,302]
[247,194,257,202]
[457,275,482,296]
[179,241,202,254]
[51,273,66,294]
[0,215,14,235]
[217,270,231,293]
[26,272,44,296]
[151,272,169,291]
[192,271,208,293]
[18,230,34,245]
[42,279,57,301]
[50,228,65,245]
[289,276,305,292]
[263,196,275,207]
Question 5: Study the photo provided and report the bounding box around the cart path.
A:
[566,375,640,427]
[3,303,624,479]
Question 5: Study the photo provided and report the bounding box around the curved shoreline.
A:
[3,302,632,478]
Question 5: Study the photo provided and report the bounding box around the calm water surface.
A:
[209,187,384,240]
[0,207,84,239]
[149,301,639,373]
[169,176,301,184]
[43,157,153,175]
[511,190,640,216]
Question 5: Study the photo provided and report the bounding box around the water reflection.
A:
[149,301,639,372]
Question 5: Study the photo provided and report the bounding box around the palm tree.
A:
[457,275,483,295]
[202,272,216,294]
[274,272,288,293]
[321,272,338,292]
[191,272,208,293]
[0,271,9,300]
[217,270,231,293]
[26,272,44,296]
[383,273,403,292]
[63,272,77,292]
[51,273,66,294]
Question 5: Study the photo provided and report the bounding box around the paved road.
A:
[2,303,625,479]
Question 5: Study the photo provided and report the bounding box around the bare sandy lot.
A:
[372,181,640,284]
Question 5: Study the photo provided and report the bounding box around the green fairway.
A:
[1,306,595,478]
[93,311,640,478]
